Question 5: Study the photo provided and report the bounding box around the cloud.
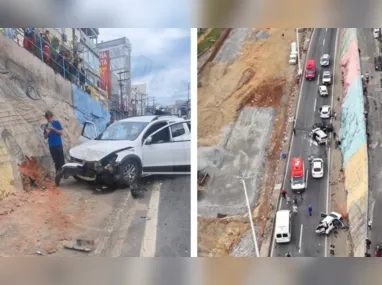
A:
[99,28,190,105]
[77,0,191,27]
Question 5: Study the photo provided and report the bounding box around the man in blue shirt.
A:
[43,111,65,173]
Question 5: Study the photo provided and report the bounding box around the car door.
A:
[168,121,190,173]
[79,121,98,144]
[141,121,190,174]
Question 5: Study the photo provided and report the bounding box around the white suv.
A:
[318,85,328,97]
[55,115,191,186]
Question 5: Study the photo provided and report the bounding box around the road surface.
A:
[358,28,382,255]
[0,175,190,257]
[271,28,339,257]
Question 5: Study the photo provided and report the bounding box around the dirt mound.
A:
[19,157,55,192]
[238,78,286,111]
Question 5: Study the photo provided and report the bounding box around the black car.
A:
[375,56,382,71]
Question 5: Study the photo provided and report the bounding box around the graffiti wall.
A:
[339,28,368,256]
[72,84,111,134]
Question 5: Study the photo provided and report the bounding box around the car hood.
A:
[70,140,135,161]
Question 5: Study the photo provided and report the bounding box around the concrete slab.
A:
[198,107,275,216]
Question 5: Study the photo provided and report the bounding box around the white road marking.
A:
[299,224,303,253]
[270,28,317,257]
[323,38,326,46]
[317,74,320,85]
[324,28,339,258]
[314,97,317,112]
[140,185,161,257]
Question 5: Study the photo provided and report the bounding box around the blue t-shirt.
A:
[44,120,63,147]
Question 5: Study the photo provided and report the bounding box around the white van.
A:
[291,42,297,55]
[275,210,291,243]
[311,128,328,145]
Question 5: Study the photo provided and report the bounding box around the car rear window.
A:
[276,234,282,238]
[282,234,288,238]
[313,167,321,172]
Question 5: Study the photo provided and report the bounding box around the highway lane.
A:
[358,28,382,255]
[271,28,338,257]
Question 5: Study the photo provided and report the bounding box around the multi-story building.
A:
[78,28,100,88]
[97,37,132,115]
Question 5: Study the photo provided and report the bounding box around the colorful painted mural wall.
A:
[339,28,368,256]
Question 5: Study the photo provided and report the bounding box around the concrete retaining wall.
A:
[339,28,368,256]
[0,34,110,199]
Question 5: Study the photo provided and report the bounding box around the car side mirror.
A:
[146,136,152,145]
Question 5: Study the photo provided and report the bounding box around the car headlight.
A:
[94,162,103,172]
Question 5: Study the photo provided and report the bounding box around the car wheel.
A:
[120,159,141,186]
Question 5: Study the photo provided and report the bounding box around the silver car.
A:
[320,54,330,66]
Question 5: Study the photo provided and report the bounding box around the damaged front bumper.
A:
[55,158,123,186]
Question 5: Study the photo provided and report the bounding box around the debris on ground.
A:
[64,239,95,252]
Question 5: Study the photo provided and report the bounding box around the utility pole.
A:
[117,70,129,116]
[235,173,260,257]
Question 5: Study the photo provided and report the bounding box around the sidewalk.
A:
[328,29,352,257]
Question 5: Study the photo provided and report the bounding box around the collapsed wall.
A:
[339,28,368,256]
[0,34,110,200]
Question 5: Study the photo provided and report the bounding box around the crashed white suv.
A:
[55,115,191,186]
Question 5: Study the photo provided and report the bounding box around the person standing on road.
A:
[293,196,298,205]
[330,245,335,255]
[281,188,287,200]
[293,128,296,135]
[43,111,65,174]
[285,252,291,257]
[308,205,313,216]
[293,205,298,215]
[286,195,291,205]
[368,219,372,230]
[366,238,371,250]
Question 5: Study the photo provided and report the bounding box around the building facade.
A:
[97,37,132,115]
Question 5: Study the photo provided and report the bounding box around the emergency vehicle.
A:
[305,58,316,80]
[290,157,305,192]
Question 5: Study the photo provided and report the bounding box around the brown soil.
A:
[198,28,297,256]
[0,158,82,256]
[198,28,295,147]
[198,28,213,44]
[198,216,249,257]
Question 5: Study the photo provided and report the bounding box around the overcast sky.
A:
[98,28,190,106]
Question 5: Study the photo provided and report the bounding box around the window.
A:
[142,122,167,143]
[151,127,171,144]
[170,123,186,138]
[96,121,148,141]
[82,122,97,140]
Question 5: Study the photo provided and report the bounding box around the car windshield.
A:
[306,69,314,74]
[292,177,304,184]
[96,121,148,141]
[313,167,321,172]
[329,213,338,219]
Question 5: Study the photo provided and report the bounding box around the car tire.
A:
[119,159,141,186]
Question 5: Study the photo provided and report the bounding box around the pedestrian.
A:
[286,195,291,205]
[293,127,296,135]
[285,252,291,257]
[366,238,371,250]
[299,193,303,201]
[368,219,372,230]
[293,196,298,205]
[293,204,298,215]
[334,112,337,119]
[358,48,361,54]
[308,205,312,216]
[281,188,287,199]
[23,28,36,53]
[43,111,65,174]
[330,245,335,255]
[333,132,337,140]
[105,115,116,129]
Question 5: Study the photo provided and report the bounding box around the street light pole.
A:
[236,174,260,257]
[296,28,302,75]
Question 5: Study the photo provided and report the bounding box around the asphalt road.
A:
[357,28,382,255]
[271,28,338,257]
